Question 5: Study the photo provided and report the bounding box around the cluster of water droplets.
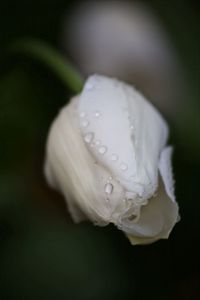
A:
[80,110,109,157]
[79,106,144,208]
[78,78,149,219]
[101,174,147,225]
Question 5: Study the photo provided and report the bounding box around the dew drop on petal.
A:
[81,119,89,127]
[128,215,137,221]
[104,183,113,195]
[120,163,128,171]
[80,111,86,118]
[85,82,94,91]
[95,140,101,146]
[111,154,118,161]
[98,146,107,155]
[94,111,101,118]
[84,132,94,143]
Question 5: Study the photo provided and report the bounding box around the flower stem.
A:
[8,38,84,93]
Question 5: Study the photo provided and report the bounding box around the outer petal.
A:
[78,75,168,200]
[159,146,175,202]
[44,97,125,224]
[126,147,179,245]
[126,176,179,245]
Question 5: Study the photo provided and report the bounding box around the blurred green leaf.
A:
[8,38,84,93]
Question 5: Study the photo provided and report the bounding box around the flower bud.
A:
[44,75,179,245]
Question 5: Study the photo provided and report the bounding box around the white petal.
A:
[44,75,179,246]
[159,146,175,202]
[44,96,124,224]
[125,176,179,245]
[79,75,168,198]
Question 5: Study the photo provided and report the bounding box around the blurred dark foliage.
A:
[0,0,200,299]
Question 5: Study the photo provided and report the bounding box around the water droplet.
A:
[80,111,86,118]
[95,140,101,146]
[94,111,101,118]
[130,125,134,130]
[128,215,137,221]
[104,183,113,195]
[120,163,128,171]
[81,119,89,127]
[111,154,118,161]
[84,132,94,143]
[85,82,94,91]
[98,146,107,155]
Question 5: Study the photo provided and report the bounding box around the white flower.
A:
[44,75,179,245]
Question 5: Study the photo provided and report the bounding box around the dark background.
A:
[0,0,200,299]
